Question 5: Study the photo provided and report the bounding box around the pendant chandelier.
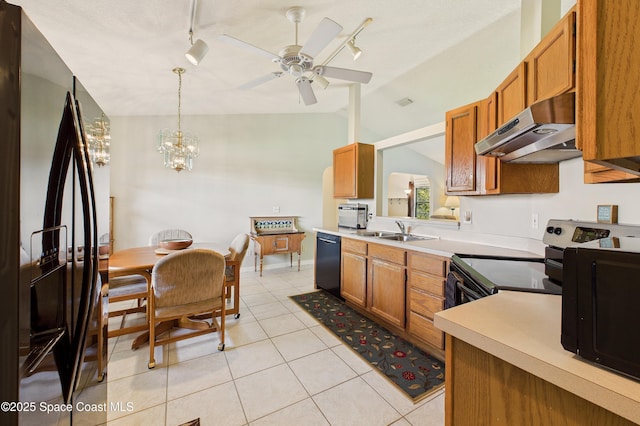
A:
[85,114,110,167]
[157,67,199,172]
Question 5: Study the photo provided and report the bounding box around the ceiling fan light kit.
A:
[219,6,373,105]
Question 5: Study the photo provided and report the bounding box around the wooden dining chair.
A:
[224,233,249,319]
[148,248,226,369]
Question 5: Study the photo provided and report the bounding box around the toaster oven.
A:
[338,203,368,229]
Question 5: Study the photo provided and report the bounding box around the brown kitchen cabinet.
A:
[583,161,640,184]
[444,335,635,426]
[525,10,576,106]
[445,101,483,195]
[333,142,375,199]
[407,252,447,350]
[340,238,368,307]
[483,55,559,194]
[577,0,640,179]
[367,243,406,328]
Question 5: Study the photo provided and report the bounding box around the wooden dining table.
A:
[108,243,234,350]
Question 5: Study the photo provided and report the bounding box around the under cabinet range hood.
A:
[475,92,580,163]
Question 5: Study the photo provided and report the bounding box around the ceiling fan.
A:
[219,6,373,105]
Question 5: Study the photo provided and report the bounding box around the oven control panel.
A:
[543,219,640,248]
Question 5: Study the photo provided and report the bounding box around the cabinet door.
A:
[497,62,527,126]
[341,251,367,307]
[333,144,357,198]
[333,143,374,199]
[445,102,480,194]
[481,93,500,194]
[527,11,575,105]
[578,0,640,176]
[368,258,405,328]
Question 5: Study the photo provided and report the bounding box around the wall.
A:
[460,158,640,240]
[109,113,347,269]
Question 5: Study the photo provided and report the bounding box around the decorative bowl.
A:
[159,238,193,250]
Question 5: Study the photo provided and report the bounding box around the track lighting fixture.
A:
[347,40,362,60]
[185,0,208,65]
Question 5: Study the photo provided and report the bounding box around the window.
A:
[414,179,430,220]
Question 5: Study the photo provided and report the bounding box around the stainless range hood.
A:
[475,92,580,163]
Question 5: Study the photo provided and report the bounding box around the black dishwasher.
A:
[315,232,342,299]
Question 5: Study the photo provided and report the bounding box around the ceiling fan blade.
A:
[218,34,280,61]
[299,18,343,60]
[239,72,283,90]
[315,66,373,84]
[296,78,317,105]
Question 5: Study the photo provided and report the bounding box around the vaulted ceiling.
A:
[12,0,522,139]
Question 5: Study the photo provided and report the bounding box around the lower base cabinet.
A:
[407,252,448,350]
[340,238,448,354]
[341,238,368,307]
[445,335,636,426]
[368,243,406,328]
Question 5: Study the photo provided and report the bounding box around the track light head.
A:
[186,38,209,65]
[347,40,362,60]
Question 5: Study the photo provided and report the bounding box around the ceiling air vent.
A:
[396,97,414,107]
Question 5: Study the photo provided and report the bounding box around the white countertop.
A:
[434,292,640,424]
[313,227,541,258]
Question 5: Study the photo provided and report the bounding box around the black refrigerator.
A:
[1,3,108,424]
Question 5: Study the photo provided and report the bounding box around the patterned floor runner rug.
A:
[290,290,445,402]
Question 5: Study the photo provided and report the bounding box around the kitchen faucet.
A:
[395,220,406,235]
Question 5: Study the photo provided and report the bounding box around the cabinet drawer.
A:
[409,311,444,349]
[408,270,445,297]
[342,238,367,256]
[409,289,444,320]
[368,243,406,265]
[408,252,446,277]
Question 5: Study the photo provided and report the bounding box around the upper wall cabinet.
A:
[446,8,582,195]
[333,142,374,199]
[487,63,560,194]
[577,0,640,179]
[445,101,483,195]
[525,10,576,105]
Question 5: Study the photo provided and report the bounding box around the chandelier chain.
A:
[176,67,183,140]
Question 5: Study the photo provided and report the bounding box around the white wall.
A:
[460,158,640,241]
[109,113,347,269]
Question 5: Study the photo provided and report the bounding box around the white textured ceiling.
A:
[12,0,521,138]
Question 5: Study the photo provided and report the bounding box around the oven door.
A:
[446,258,493,308]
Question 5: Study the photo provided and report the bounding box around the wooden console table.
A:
[250,216,305,276]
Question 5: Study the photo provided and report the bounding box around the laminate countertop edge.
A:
[313,227,541,259]
[434,291,640,424]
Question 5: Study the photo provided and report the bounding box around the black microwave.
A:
[562,237,640,381]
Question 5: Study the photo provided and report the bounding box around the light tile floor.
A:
[105,264,445,426]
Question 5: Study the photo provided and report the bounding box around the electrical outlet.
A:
[272,206,280,213]
[531,213,539,229]
[463,210,472,224]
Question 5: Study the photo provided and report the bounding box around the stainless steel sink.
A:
[355,230,436,242]
[376,233,426,242]
[355,230,398,237]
